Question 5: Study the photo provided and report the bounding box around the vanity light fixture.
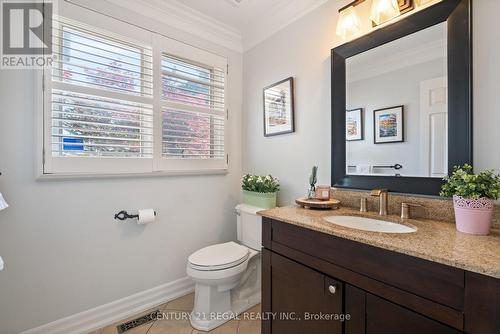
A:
[335,0,364,40]
[336,0,414,40]
[370,0,401,26]
[416,0,434,5]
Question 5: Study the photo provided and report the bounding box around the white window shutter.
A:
[156,38,228,172]
[46,18,154,174]
[43,15,228,176]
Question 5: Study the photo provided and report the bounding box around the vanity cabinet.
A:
[262,218,500,334]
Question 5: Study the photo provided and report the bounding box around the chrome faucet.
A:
[370,189,388,216]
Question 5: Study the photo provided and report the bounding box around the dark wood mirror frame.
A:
[331,0,472,196]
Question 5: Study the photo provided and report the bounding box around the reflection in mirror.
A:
[346,22,447,178]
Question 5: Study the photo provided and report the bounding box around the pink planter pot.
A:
[453,196,494,235]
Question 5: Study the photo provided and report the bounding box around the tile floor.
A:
[89,293,261,334]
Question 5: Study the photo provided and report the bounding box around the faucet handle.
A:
[360,198,367,212]
[370,189,388,196]
[401,202,423,219]
[401,202,422,207]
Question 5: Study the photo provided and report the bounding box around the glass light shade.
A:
[370,0,401,26]
[0,193,8,211]
[416,0,437,6]
[336,6,362,40]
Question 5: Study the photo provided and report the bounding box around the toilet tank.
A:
[235,204,263,250]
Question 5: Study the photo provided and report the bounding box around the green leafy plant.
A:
[242,174,280,193]
[440,164,500,200]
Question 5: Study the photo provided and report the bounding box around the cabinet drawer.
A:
[265,218,465,310]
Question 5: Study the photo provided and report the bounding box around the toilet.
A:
[186,204,263,331]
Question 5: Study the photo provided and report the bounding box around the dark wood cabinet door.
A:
[268,251,343,334]
[465,271,500,334]
[365,294,461,334]
[345,285,366,334]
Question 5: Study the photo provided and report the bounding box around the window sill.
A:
[36,168,228,181]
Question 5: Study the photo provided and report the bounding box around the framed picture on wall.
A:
[346,108,363,141]
[373,105,404,144]
[263,77,295,137]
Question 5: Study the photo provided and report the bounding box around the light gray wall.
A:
[473,0,500,172]
[242,2,335,205]
[243,0,500,206]
[346,58,445,177]
[0,3,243,334]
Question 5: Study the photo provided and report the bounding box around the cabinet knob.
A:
[328,285,337,294]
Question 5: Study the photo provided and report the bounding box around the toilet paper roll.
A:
[138,209,156,225]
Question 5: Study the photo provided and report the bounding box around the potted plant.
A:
[440,164,500,235]
[242,174,280,209]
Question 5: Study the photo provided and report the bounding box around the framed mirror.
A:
[331,0,471,196]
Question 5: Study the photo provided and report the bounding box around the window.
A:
[158,52,226,171]
[43,17,227,175]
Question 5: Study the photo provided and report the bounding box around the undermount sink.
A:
[323,215,417,234]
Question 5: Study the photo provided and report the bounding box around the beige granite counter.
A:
[258,206,500,279]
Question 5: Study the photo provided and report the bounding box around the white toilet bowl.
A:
[186,204,263,331]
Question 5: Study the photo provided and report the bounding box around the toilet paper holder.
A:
[114,210,156,221]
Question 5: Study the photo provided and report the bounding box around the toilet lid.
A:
[188,242,249,271]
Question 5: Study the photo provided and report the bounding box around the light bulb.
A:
[370,0,401,26]
[416,0,436,6]
[336,6,362,40]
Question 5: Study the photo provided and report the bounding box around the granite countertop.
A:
[258,206,500,279]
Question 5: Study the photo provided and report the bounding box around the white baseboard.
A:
[20,277,194,334]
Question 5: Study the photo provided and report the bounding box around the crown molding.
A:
[128,0,330,53]
[100,0,244,52]
[224,0,246,8]
[65,0,331,54]
[242,0,329,51]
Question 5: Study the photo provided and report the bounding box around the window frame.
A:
[38,13,229,179]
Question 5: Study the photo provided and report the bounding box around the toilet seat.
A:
[188,241,250,271]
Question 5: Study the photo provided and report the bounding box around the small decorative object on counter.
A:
[315,185,331,201]
[242,174,279,209]
[440,164,500,235]
[295,197,340,210]
[308,166,318,199]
